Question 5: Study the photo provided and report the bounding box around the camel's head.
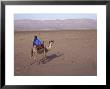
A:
[49,40,54,45]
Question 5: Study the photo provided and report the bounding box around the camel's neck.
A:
[48,42,52,49]
[46,41,53,51]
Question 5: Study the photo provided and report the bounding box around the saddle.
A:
[36,44,44,51]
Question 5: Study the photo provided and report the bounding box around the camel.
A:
[30,40,54,64]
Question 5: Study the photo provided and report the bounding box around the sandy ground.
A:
[14,30,97,76]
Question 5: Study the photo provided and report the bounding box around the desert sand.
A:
[14,30,97,76]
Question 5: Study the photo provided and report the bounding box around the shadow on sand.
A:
[25,53,64,68]
[41,53,64,64]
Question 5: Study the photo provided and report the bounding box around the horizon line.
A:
[14,18,97,20]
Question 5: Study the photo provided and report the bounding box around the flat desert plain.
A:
[14,30,97,76]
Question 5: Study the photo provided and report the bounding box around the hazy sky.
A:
[14,14,97,20]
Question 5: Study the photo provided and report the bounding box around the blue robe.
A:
[33,38,43,46]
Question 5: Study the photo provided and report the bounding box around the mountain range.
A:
[14,19,97,31]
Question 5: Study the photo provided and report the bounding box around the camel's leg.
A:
[44,48,46,59]
[44,42,46,59]
[30,46,36,64]
[33,50,36,61]
[33,47,41,65]
[30,48,33,58]
[30,46,42,65]
[31,46,37,60]
[30,48,34,60]
[30,47,34,58]
[40,48,46,64]
[41,48,47,64]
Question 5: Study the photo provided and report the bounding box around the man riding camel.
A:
[33,35,44,50]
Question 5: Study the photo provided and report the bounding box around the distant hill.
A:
[14,19,97,31]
